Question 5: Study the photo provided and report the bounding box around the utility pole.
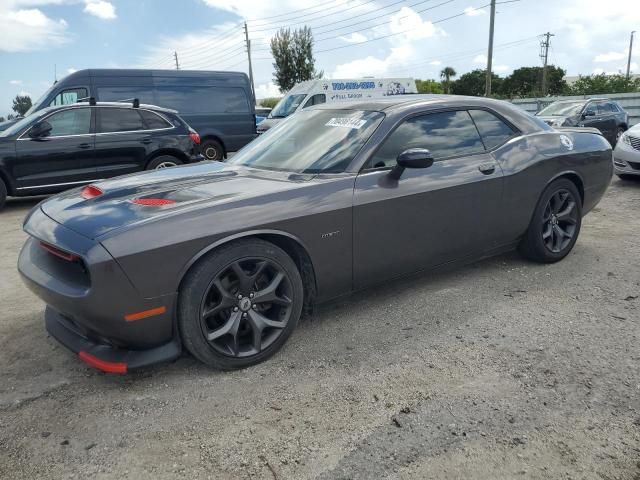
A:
[626,31,636,80]
[540,32,554,96]
[244,22,256,102]
[485,0,496,97]
[174,51,180,70]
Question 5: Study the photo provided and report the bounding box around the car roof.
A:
[37,102,178,115]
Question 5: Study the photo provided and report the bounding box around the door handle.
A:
[78,143,91,149]
[141,138,153,144]
[478,162,497,174]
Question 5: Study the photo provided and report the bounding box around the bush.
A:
[259,97,281,109]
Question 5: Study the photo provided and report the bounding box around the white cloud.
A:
[430,60,442,66]
[332,55,390,78]
[494,65,510,73]
[473,54,487,64]
[464,6,486,16]
[0,6,69,52]
[67,68,77,74]
[338,33,367,44]
[84,0,116,20]
[254,82,281,99]
[18,90,32,97]
[592,67,605,75]
[389,6,445,41]
[594,51,626,62]
[9,80,23,85]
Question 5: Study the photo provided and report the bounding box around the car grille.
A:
[628,134,640,151]
[628,161,640,171]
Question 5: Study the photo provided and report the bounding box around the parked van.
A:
[256,78,417,133]
[0,69,255,160]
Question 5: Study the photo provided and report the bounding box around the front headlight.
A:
[621,132,631,146]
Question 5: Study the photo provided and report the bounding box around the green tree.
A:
[12,95,32,116]
[439,67,457,94]
[7,114,16,120]
[271,26,321,93]
[0,116,5,123]
[501,66,566,98]
[415,79,444,93]
[569,73,640,95]
[259,97,281,109]
[451,69,502,97]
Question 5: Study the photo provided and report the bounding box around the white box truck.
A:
[257,78,417,133]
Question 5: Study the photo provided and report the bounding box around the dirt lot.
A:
[0,179,639,480]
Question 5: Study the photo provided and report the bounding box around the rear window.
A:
[97,108,144,133]
[469,110,516,150]
[140,110,172,129]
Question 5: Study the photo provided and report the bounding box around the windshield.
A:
[24,83,56,116]
[270,94,307,118]
[537,101,585,117]
[230,109,385,173]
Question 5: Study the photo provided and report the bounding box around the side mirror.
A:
[583,110,595,118]
[29,121,52,139]
[389,148,434,180]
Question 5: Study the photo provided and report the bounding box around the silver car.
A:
[613,124,640,178]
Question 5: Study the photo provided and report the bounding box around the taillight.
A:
[131,198,176,206]
[189,130,201,145]
[81,185,103,199]
[40,242,80,262]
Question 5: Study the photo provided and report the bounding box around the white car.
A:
[613,124,640,178]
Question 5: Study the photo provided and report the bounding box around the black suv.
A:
[536,98,629,146]
[0,100,203,210]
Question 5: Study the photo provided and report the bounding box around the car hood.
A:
[256,117,284,133]
[39,161,316,240]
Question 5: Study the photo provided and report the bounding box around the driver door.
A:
[352,110,504,289]
[14,107,96,192]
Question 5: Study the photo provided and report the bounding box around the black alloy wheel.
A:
[518,178,582,263]
[200,258,294,358]
[179,239,303,369]
[541,189,579,253]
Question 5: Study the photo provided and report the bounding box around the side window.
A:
[584,103,597,115]
[609,103,620,112]
[96,86,153,105]
[43,108,91,137]
[139,110,172,130]
[303,94,326,109]
[97,108,145,133]
[469,110,516,150]
[369,111,485,169]
[596,103,611,114]
[49,87,88,106]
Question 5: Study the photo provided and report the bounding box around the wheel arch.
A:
[547,170,585,205]
[145,148,189,168]
[177,230,317,316]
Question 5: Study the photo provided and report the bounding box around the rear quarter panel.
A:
[496,130,612,244]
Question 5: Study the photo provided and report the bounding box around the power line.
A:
[247,0,343,23]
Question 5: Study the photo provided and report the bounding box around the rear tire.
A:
[0,179,6,211]
[518,178,582,263]
[201,139,224,161]
[178,239,303,370]
[614,126,625,145]
[146,155,183,170]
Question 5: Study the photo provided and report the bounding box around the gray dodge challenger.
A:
[18,95,613,373]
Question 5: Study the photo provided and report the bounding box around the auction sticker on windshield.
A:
[325,118,367,129]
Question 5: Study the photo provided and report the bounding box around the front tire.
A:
[146,155,183,170]
[518,178,582,263]
[614,126,625,145]
[178,239,303,370]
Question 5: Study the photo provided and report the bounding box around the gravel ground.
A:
[0,179,638,480]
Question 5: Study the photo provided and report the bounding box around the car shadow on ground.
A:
[4,196,46,214]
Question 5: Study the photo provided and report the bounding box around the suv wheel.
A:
[146,155,183,170]
[615,126,626,145]
[201,139,224,161]
[178,239,303,370]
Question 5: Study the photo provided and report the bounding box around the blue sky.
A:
[1,0,639,118]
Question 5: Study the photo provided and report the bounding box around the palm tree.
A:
[440,67,457,94]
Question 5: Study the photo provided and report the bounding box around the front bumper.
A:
[613,141,640,175]
[46,307,181,373]
[18,207,181,372]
